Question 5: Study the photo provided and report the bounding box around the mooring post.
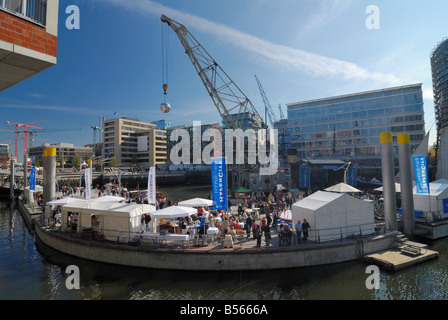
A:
[380,132,398,231]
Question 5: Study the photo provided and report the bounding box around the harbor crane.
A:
[254,74,278,128]
[160,14,267,131]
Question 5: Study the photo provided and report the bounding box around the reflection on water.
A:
[2,186,448,300]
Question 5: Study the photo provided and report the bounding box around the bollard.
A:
[397,133,415,235]
[380,132,398,231]
[43,147,56,205]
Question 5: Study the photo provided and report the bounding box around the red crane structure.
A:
[2,120,45,162]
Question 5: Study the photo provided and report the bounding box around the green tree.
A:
[73,154,81,168]
[110,157,118,168]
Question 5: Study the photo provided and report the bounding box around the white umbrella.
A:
[178,197,213,208]
[325,182,361,193]
[151,206,197,219]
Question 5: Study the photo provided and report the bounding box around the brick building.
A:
[0,0,59,92]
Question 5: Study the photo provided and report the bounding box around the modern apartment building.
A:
[0,0,59,92]
[103,117,167,168]
[287,84,426,180]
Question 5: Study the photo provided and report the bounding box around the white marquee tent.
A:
[291,191,375,242]
[413,179,448,219]
[61,200,156,242]
[178,198,213,208]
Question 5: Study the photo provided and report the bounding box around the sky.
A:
[1,0,447,161]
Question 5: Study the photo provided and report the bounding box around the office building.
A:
[103,117,167,168]
[0,0,59,92]
[431,38,448,179]
[287,84,426,180]
[28,143,92,167]
[0,143,9,155]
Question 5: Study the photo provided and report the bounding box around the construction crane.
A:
[25,128,82,148]
[4,120,44,160]
[278,104,285,120]
[61,117,102,151]
[1,121,44,161]
[160,14,267,130]
[254,74,278,128]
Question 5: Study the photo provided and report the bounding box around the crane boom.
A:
[161,14,266,130]
[254,74,277,128]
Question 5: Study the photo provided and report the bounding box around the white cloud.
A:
[105,0,402,86]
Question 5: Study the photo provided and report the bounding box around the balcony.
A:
[0,0,58,92]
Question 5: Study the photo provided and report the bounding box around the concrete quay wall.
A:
[35,223,398,271]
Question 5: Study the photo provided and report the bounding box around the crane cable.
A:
[162,23,169,101]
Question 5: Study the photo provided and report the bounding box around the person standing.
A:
[256,224,262,247]
[246,215,253,238]
[302,219,311,243]
[295,219,302,244]
[264,224,271,247]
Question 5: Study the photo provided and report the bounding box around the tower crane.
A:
[160,14,267,130]
[4,120,44,160]
[25,128,82,148]
[61,117,102,151]
[278,104,285,120]
[254,74,278,128]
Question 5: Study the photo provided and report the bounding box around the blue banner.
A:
[211,157,227,210]
[444,199,448,214]
[29,166,36,191]
[300,165,310,188]
[347,165,357,186]
[413,155,429,194]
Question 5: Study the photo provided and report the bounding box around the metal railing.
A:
[0,0,47,26]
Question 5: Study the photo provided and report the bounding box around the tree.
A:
[0,153,10,169]
[73,154,81,168]
[110,157,118,168]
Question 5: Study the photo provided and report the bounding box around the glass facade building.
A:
[287,84,425,179]
[431,38,448,148]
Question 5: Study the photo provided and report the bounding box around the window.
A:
[1,0,47,26]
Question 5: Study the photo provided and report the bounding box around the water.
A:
[1,184,448,300]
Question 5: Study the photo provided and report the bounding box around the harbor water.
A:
[1,184,448,300]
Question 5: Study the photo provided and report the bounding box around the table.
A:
[207,227,219,235]
[136,233,190,246]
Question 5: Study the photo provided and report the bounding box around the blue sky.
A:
[1,0,447,161]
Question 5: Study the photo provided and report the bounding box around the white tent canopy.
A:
[151,206,197,219]
[279,209,292,221]
[291,191,375,242]
[91,195,125,202]
[325,182,361,193]
[413,179,448,219]
[60,200,156,242]
[46,197,87,206]
[178,197,213,208]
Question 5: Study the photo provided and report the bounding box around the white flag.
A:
[147,166,156,204]
[84,168,91,200]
